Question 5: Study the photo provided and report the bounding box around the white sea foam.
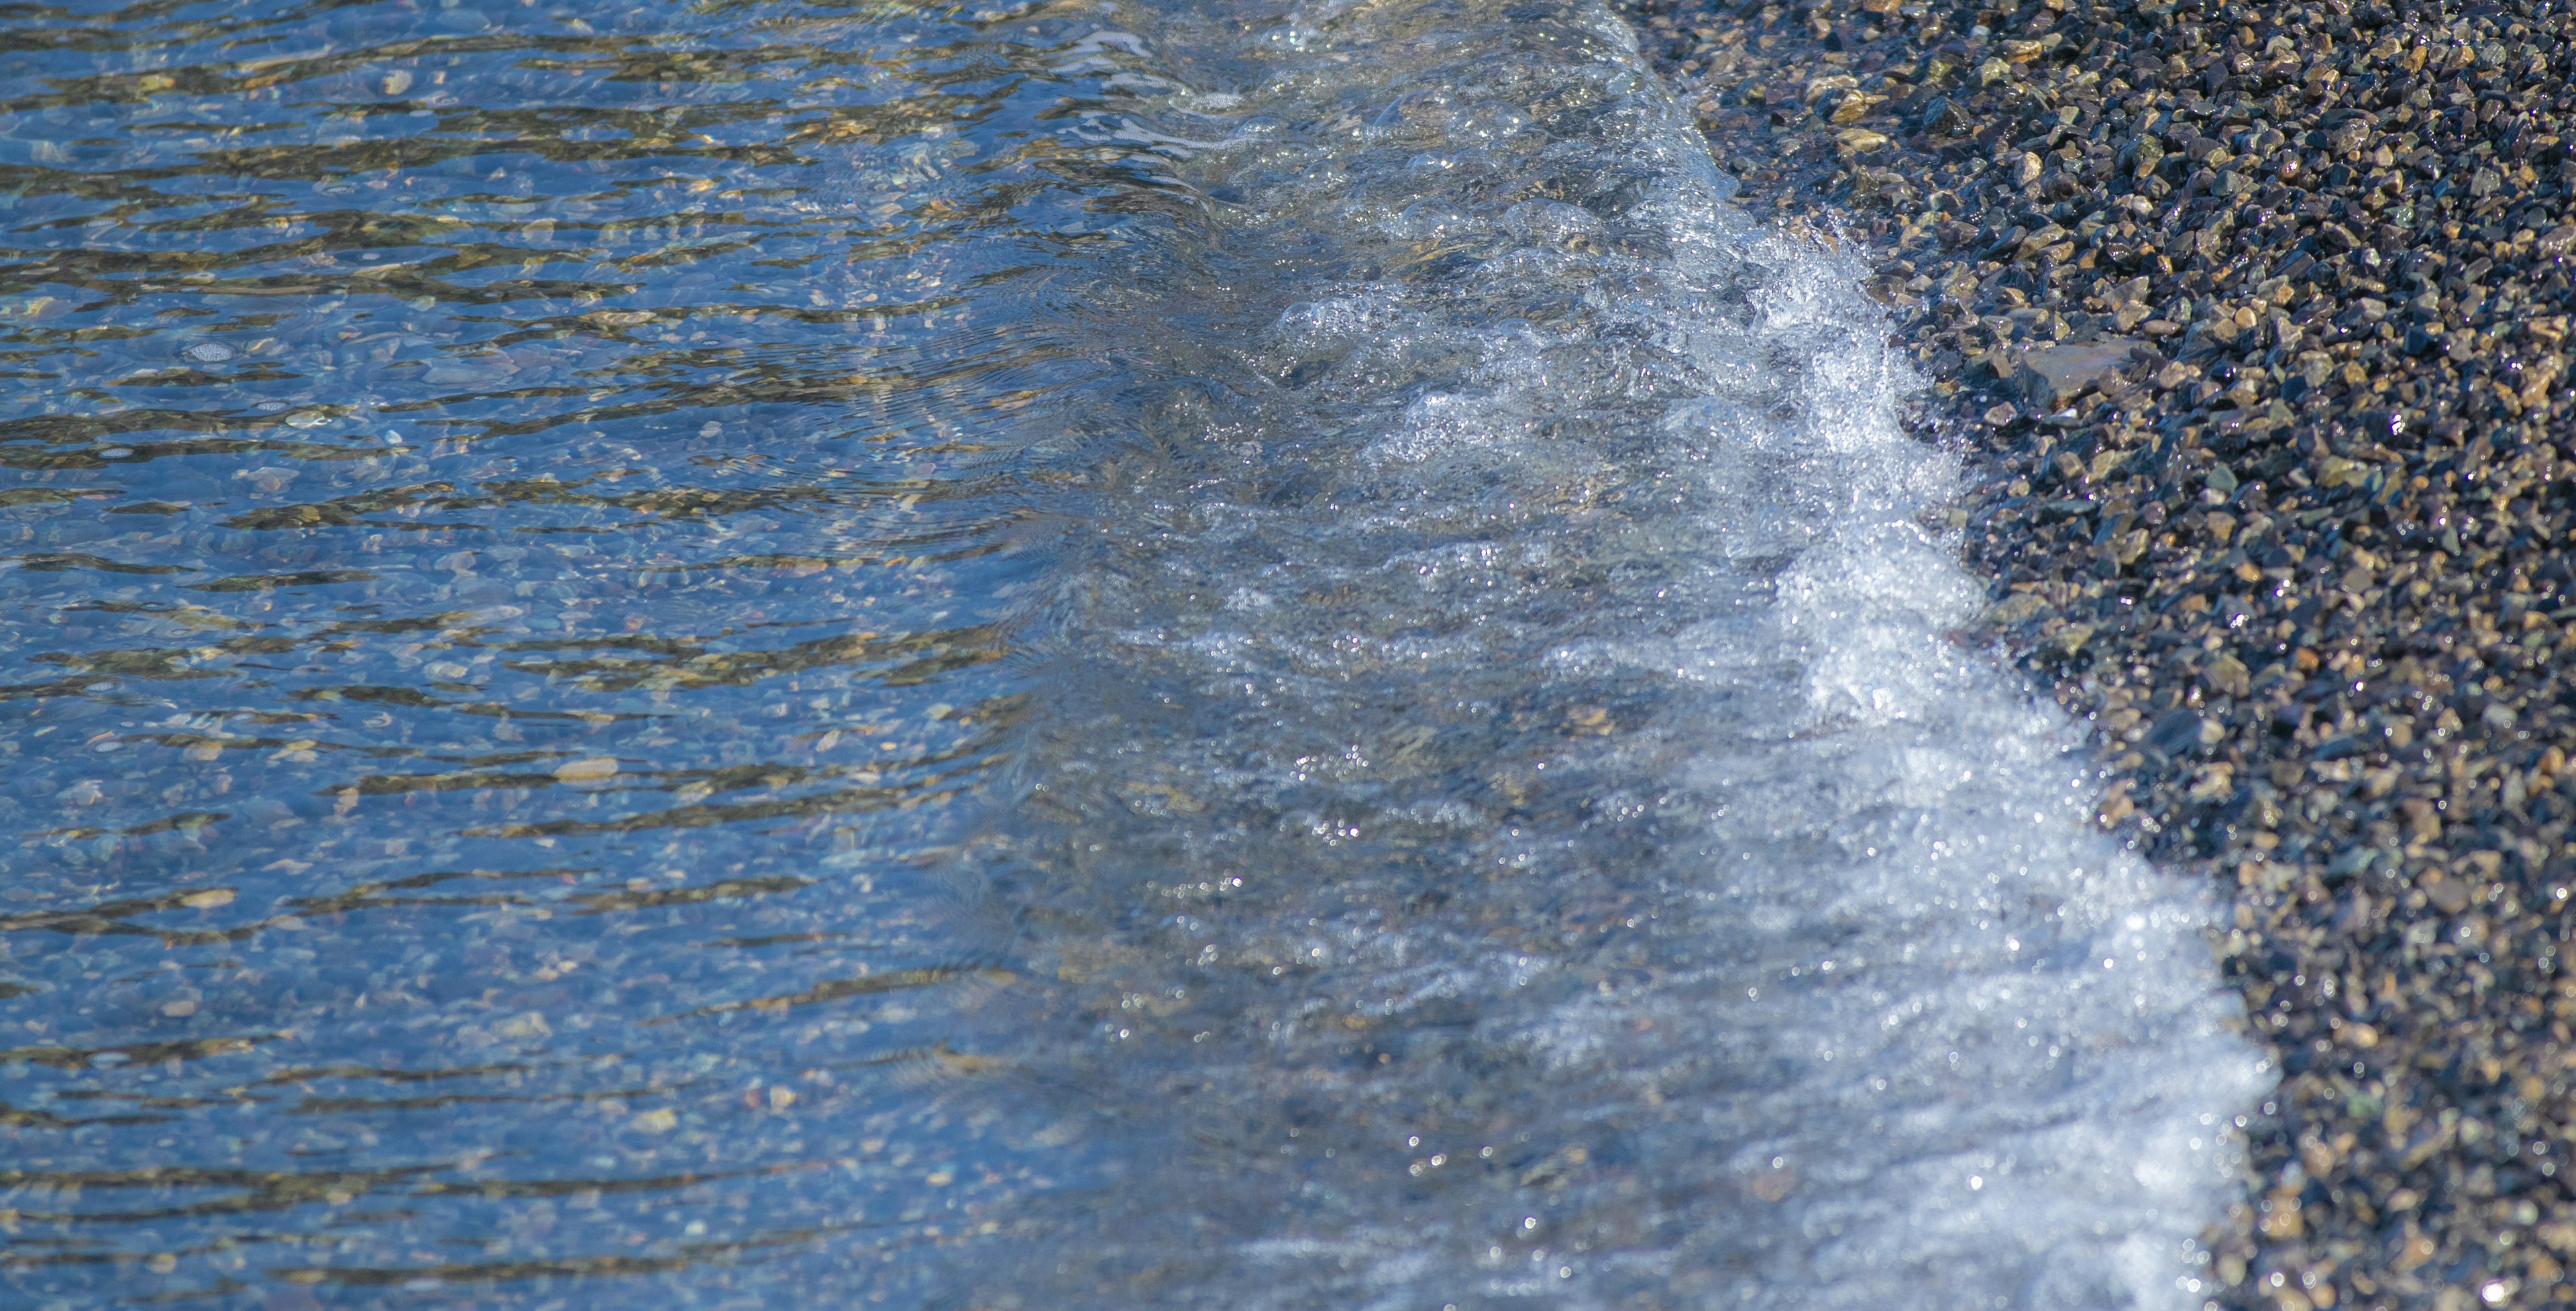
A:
[975,0,2273,1306]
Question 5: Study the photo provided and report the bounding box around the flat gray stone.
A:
[2012,337,2158,409]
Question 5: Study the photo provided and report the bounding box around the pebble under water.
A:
[0,0,2268,1308]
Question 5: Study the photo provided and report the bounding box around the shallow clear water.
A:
[0,1,2265,1308]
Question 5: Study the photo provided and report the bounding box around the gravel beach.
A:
[1611,1,2576,1307]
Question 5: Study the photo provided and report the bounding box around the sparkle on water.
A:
[0,0,2265,1308]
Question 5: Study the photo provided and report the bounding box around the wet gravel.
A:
[1614,1,2576,1308]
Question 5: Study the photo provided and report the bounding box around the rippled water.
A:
[1,1,2265,1308]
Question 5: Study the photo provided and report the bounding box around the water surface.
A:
[0,1,2265,1307]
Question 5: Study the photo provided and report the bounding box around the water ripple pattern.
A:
[0,0,2265,1308]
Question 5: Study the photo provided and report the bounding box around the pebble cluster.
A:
[1614,1,2576,1308]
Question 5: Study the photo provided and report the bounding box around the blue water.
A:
[0,1,2265,1307]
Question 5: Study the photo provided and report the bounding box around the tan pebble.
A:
[1986,592,2050,625]
[2260,1189,2306,1238]
[2300,1137,2341,1175]
[2422,875,2471,915]
[1828,94,1885,124]
[2206,654,2251,698]
[2393,1231,2436,1271]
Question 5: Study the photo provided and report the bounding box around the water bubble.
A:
[1457,101,1530,140]
[1500,199,1602,246]
[1392,199,1473,240]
